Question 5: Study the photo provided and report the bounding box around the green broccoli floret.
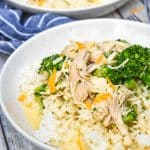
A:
[141,67,150,87]
[94,66,108,77]
[125,79,137,90]
[122,109,137,125]
[94,45,150,88]
[39,54,66,74]
[34,84,47,96]
[122,103,137,125]
[34,84,47,111]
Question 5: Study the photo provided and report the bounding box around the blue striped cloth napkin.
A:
[0,1,73,55]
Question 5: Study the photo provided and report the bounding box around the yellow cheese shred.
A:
[18,93,41,130]
[30,0,46,6]
[84,101,92,109]
[18,93,27,102]
[93,93,112,104]
[85,92,112,109]
[95,53,107,64]
[48,69,57,94]
[76,42,85,49]
[106,77,116,91]
[77,134,90,150]
[76,41,96,50]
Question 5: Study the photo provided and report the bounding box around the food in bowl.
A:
[22,0,103,9]
[18,40,150,150]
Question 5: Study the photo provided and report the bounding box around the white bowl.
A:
[1,19,150,150]
[6,0,129,18]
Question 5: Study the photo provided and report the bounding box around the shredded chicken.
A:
[89,50,103,63]
[89,77,111,94]
[101,86,132,128]
[62,42,78,58]
[69,50,89,104]
[107,51,118,64]
[107,93,128,135]
[102,87,133,145]
[97,40,129,52]
[103,114,112,127]
[118,86,133,106]
[87,63,99,73]
[93,101,113,128]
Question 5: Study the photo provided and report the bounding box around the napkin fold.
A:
[0,2,73,54]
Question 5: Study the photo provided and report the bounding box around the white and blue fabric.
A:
[0,1,74,55]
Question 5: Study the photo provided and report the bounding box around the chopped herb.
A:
[66,111,70,114]
[107,123,116,130]
[75,80,81,91]
[52,111,55,115]
[65,72,69,75]
[125,101,132,108]
[117,39,128,43]
[93,108,97,111]
[56,74,65,87]
[142,106,146,111]
[78,80,81,84]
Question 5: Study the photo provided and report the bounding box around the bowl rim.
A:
[6,0,128,13]
[0,18,150,150]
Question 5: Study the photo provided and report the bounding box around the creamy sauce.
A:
[18,93,41,130]
[23,101,41,130]
[60,132,90,150]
